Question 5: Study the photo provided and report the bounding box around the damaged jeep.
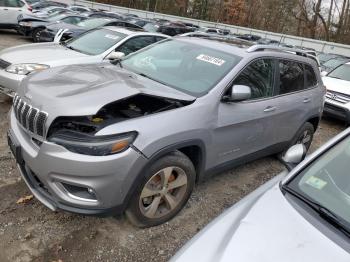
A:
[8,37,325,227]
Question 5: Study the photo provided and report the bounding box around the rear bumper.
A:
[324,98,350,123]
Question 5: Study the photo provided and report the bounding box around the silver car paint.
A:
[0,27,169,92]
[10,38,325,213]
[172,129,350,262]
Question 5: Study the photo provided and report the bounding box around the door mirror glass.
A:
[282,144,306,170]
[226,85,251,102]
[106,51,125,60]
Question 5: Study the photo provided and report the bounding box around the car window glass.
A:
[305,64,317,87]
[328,64,350,82]
[279,60,304,94]
[116,36,155,56]
[232,59,274,100]
[61,16,84,25]
[4,0,24,7]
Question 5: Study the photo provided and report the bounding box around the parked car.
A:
[0,27,168,95]
[172,128,350,262]
[0,0,33,29]
[31,6,72,17]
[157,21,194,36]
[31,0,67,10]
[85,11,126,20]
[18,13,87,42]
[198,27,225,35]
[40,18,143,42]
[321,56,350,73]
[68,5,93,13]
[257,38,279,45]
[318,53,342,64]
[7,39,324,227]
[322,62,350,124]
[237,34,262,42]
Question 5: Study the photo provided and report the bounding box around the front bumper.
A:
[324,98,350,123]
[9,109,148,216]
[17,25,32,37]
[0,69,25,96]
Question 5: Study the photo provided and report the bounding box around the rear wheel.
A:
[32,28,44,43]
[126,151,196,228]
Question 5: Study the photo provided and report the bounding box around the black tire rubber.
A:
[32,28,43,43]
[125,151,196,228]
[280,122,315,158]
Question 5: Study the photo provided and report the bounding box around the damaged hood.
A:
[18,63,196,122]
[172,174,350,262]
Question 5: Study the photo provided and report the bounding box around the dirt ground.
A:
[0,29,346,262]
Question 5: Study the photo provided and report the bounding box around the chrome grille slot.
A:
[12,95,48,139]
[0,59,11,69]
[326,91,350,104]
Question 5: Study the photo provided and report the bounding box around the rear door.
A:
[266,59,316,146]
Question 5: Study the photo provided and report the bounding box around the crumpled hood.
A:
[17,63,196,124]
[0,43,88,65]
[172,176,350,262]
[323,76,350,95]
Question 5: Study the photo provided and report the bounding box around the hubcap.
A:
[139,166,188,219]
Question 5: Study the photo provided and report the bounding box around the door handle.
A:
[264,106,276,112]
[303,98,311,103]
[4,8,8,10]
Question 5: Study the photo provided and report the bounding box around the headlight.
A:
[48,130,137,156]
[6,64,49,75]
[19,21,32,27]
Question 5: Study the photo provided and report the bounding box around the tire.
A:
[126,151,196,228]
[32,28,43,43]
[281,122,315,157]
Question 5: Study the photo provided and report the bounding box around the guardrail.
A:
[64,0,350,56]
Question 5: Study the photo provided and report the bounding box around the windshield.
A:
[323,58,348,70]
[76,18,110,29]
[121,39,241,97]
[66,28,126,55]
[328,64,350,81]
[287,136,350,227]
[47,13,66,21]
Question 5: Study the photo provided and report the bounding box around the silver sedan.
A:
[172,128,350,262]
[0,27,168,96]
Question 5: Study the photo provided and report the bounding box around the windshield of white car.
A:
[328,64,350,81]
[76,18,110,29]
[323,58,348,70]
[65,28,126,55]
[121,39,241,97]
[286,136,350,233]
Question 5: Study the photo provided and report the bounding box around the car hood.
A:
[17,63,196,123]
[18,14,49,22]
[172,173,350,262]
[0,43,88,65]
[46,21,81,31]
[323,76,350,95]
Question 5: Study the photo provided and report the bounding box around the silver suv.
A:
[8,38,325,227]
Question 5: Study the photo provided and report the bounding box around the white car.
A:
[322,62,350,124]
[0,0,32,29]
[172,129,350,262]
[0,27,168,96]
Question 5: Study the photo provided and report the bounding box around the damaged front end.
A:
[46,94,193,156]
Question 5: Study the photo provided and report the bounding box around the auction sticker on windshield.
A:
[196,54,226,66]
[305,175,327,190]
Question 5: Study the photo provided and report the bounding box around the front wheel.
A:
[32,28,43,42]
[126,151,196,228]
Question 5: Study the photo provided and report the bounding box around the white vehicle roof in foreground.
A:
[102,26,168,37]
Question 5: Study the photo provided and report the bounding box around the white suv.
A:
[0,0,32,29]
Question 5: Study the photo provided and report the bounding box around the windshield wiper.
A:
[282,184,350,237]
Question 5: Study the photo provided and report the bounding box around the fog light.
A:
[62,183,97,202]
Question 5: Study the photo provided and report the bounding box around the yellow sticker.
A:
[305,176,327,190]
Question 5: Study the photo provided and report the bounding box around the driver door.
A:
[213,58,278,166]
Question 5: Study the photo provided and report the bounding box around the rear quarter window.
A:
[305,64,318,88]
[278,60,304,95]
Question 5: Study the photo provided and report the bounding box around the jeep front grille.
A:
[0,59,11,69]
[13,95,48,138]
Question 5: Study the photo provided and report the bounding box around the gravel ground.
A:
[0,29,346,262]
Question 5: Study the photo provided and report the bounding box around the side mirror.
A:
[224,85,251,102]
[321,71,328,77]
[282,144,306,171]
[106,51,125,60]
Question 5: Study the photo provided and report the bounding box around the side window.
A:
[4,0,24,7]
[155,36,166,42]
[278,60,304,94]
[305,64,317,88]
[233,59,275,100]
[116,36,155,56]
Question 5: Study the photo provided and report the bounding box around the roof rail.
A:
[246,45,310,57]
